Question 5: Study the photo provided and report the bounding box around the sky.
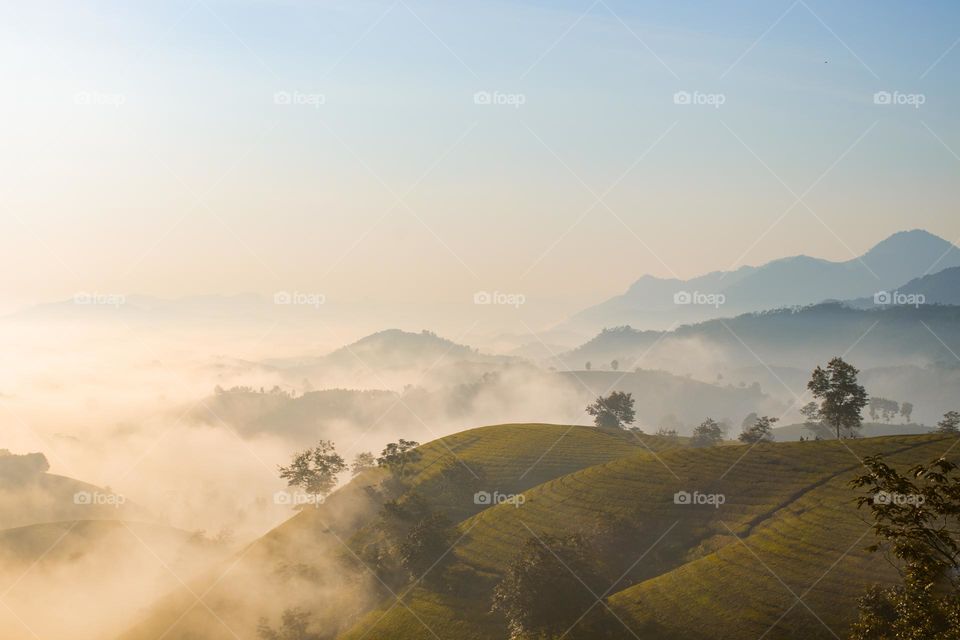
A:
[1,0,959,320]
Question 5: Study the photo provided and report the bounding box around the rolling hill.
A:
[117,423,674,640]
[335,433,955,640]
[118,424,958,640]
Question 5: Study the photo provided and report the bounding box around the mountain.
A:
[848,265,960,307]
[568,229,960,332]
[263,328,514,389]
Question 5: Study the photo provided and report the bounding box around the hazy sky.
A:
[1,0,959,316]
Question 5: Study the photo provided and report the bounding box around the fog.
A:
[1,309,942,639]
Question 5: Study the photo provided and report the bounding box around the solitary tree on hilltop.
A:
[807,357,868,439]
[586,391,635,429]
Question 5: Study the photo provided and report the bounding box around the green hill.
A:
[335,434,955,640]
[118,423,673,640]
[116,425,957,640]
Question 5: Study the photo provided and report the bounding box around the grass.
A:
[119,423,671,640]
[336,434,958,640]
[116,423,959,640]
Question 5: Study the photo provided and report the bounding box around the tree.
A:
[374,493,458,587]
[492,534,611,639]
[610,359,619,371]
[938,411,960,434]
[740,412,759,432]
[900,401,914,423]
[690,418,724,447]
[585,361,592,371]
[849,455,960,639]
[257,608,321,640]
[870,397,900,423]
[351,452,376,477]
[585,391,635,429]
[278,441,346,505]
[739,416,777,444]
[377,440,422,478]
[807,357,868,439]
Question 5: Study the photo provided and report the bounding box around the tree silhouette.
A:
[807,357,868,439]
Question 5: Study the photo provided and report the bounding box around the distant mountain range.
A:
[567,229,960,332]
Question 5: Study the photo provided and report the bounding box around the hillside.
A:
[0,451,144,529]
[120,424,958,640]
[118,424,675,640]
[335,433,954,640]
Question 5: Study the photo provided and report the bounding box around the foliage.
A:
[351,452,376,477]
[278,441,346,503]
[852,455,960,579]
[374,493,459,587]
[900,402,914,423]
[937,411,960,434]
[807,357,868,439]
[257,608,323,640]
[849,455,960,639]
[492,533,612,639]
[690,418,724,447]
[739,415,778,444]
[869,397,901,423]
[585,391,635,429]
[377,440,422,478]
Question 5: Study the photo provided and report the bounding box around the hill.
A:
[120,424,958,640]
[118,423,676,640]
[335,434,954,640]
[0,450,144,529]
